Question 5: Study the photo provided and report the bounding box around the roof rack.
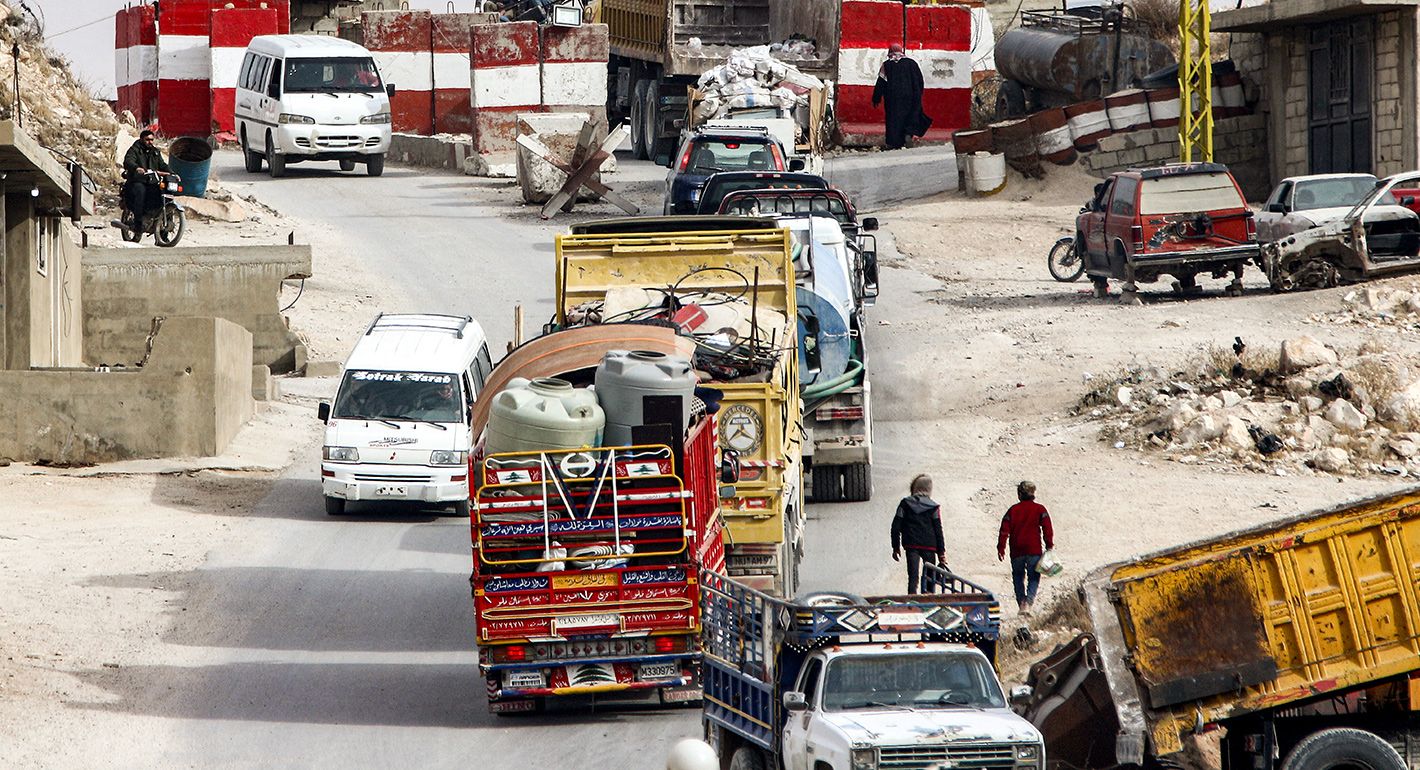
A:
[365,313,475,339]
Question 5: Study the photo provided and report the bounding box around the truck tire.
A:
[843,463,873,502]
[450,499,471,518]
[728,746,767,770]
[997,80,1027,120]
[630,79,650,160]
[645,79,676,165]
[324,496,345,516]
[366,153,385,177]
[241,129,262,173]
[811,464,842,502]
[266,131,285,178]
[1281,728,1406,770]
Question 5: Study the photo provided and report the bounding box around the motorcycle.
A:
[113,170,186,247]
[1047,235,1085,282]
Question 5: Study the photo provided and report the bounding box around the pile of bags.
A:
[692,45,825,123]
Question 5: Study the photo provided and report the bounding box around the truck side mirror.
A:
[386,83,396,98]
[861,217,879,231]
[318,402,331,423]
[788,158,806,172]
[1266,202,1286,213]
[1009,685,1033,705]
[783,691,808,712]
[1402,196,1416,208]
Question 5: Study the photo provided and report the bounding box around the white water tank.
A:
[595,350,697,446]
[485,377,604,455]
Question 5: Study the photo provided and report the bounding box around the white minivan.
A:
[317,314,493,516]
[235,35,394,179]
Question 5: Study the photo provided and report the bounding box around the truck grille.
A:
[316,135,362,148]
[353,473,432,483]
[880,743,1015,770]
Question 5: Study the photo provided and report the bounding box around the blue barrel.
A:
[167,137,213,197]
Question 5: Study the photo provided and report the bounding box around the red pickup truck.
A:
[1075,163,1260,302]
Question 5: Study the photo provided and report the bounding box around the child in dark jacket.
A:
[891,474,946,593]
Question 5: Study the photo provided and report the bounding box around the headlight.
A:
[430,450,467,466]
[1017,745,1039,760]
[279,113,315,124]
[850,748,878,770]
[360,112,391,124]
[323,446,359,462]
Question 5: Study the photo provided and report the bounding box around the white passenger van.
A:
[317,314,493,516]
[235,35,394,179]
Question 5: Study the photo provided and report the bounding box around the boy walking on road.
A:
[891,474,946,594]
[998,481,1054,614]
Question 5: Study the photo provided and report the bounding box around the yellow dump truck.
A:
[1018,488,1420,770]
[554,216,805,597]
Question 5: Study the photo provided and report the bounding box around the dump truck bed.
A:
[1075,488,1420,762]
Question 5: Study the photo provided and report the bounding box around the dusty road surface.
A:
[4,152,1416,768]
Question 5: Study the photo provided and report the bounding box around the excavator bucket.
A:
[1014,634,1121,770]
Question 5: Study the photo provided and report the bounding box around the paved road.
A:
[100,151,910,768]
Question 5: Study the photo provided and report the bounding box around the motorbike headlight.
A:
[279,113,316,125]
[323,446,359,462]
[1017,745,1039,760]
[430,450,466,466]
[850,748,878,770]
[360,112,391,124]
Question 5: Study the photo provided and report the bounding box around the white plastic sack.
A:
[1036,549,1063,577]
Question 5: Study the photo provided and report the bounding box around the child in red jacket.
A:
[997,481,1054,614]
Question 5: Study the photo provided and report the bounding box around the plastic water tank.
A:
[485,377,604,455]
[793,217,856,385]
[595,350,697,446]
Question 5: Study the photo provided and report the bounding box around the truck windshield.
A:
[332,370,463,423]
[1138,172,1245,215]
[822,653,1006,711]
[284,57,383,93]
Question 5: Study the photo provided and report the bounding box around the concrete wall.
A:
[3,197,84,370]
[1086,115,1271,200]
[82,245,313,372]
[0,316,254,463]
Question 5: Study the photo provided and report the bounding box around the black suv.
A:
[662,126,798,214]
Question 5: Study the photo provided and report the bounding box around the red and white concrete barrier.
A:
[540,23,608,127]
[209,7,281,134]
[432,13,482,134]
[115,4,158,125]
[835,0,905,144]
[1064,99,1110,151]
[470,21,541,176]
[905,3,972,142]
[156,0,212,136]
[364,10,434,135]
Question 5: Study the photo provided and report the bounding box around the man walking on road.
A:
[891,474,946,594]
[998,481,1054,614]
[872,43,931,150]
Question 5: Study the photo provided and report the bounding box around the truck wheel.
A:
[324,496,346,516]
[1281,728,1405,770]
[843,463,872,502]
[811,464,842,502]
[996,80,1027,120]
[645,80,676,165]
[630,79,650,160]
[266,131,285,178]
[241,129,262,173]
[728,746,767,770]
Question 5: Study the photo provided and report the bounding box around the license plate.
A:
[505,670,546,690]
[374,485,407,497]
[661,686,702,703]
[555,613,619,632]
[489,699,536,713]
[638,662,681,682]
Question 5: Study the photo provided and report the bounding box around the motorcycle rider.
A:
[122,130,169,234]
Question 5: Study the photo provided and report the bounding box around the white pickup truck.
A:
[701,568,1044,770]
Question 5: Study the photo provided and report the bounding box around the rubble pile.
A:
[0,9,126,205]
[1309,284,1420,332]
[1080,336,1420,477]
[692,46,825,124]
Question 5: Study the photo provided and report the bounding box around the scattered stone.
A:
[1115,386,1133,406]
[1178,414,1224,445]
[1221,417,1252,451]
[1300,396,1324,413]
[1308,447,1350,472]
[1218,389,1242,408]
[1280,336,1339,373]
[1324,399,1367,431]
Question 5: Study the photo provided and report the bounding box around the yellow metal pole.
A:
[1178,0,1214,162]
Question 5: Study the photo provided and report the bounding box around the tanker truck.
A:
[1016,487,1420,770]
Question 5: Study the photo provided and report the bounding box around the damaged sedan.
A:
[1263,171,1420,291]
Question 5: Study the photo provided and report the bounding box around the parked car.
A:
[1075,162,1259,301]
[695,170,827,215]
[1256,173,1378,242]
[662,126,796,214]
[1263,170,1420,291]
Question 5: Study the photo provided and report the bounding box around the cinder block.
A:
[1116,148,1146,166]
[252,364,279,401]
[1096,134,1129,153]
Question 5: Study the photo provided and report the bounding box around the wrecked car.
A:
[1255,173,1378,242]
[1075,162,1259,302]
[1263,171,1420,291]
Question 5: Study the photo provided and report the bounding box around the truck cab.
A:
[782,643,1041,770]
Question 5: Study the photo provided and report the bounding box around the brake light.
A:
[723,142,740,149]
[677,146,692,171]
[770,144,785,170]
[495,645,527,662]
[816,406,864,421]
[655,636,676,653]
[1131,225,1144,249]
[1245,212,1257,241]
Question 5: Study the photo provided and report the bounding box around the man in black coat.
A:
[891,474,946,594]
[872,44,932,150]
[122,130,169,233]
